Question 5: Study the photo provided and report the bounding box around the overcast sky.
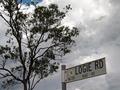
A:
[0,0,120,90]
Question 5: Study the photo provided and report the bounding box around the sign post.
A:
[61,65,66,90]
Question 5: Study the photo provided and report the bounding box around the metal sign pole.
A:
[61,65,66,90]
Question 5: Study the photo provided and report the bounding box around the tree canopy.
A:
[0,0,79,90]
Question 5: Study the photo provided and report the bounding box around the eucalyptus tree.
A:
[0,0,79,90]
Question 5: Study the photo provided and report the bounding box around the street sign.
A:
[63,58,106,83]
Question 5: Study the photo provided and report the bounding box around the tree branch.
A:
[0,13,11,26]
[34,43,63,60]
[31,73,37,90]
[31,77,42,90]
[0,68,23,82]
[0,73,11,79]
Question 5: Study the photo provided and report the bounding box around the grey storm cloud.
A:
[110,0,120,6]
[0,0,120,90]
[36,0,120,90]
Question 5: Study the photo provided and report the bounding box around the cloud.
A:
[0,17,9,45]
[36,0,120,90]
[0,0,120,90]
[67,0,120,90]
[32,1,118,90]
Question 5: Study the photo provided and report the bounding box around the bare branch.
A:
[0,73,11,79]
[0,13,10,26]
[31,73,37,90]
[33,32,45,56]
[31,77,42,90]
[34,43,63,60]
[0,68,23,82]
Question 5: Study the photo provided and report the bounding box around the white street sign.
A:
[63,58,106,83]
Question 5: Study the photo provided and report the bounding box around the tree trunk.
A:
[23,82,27,90]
